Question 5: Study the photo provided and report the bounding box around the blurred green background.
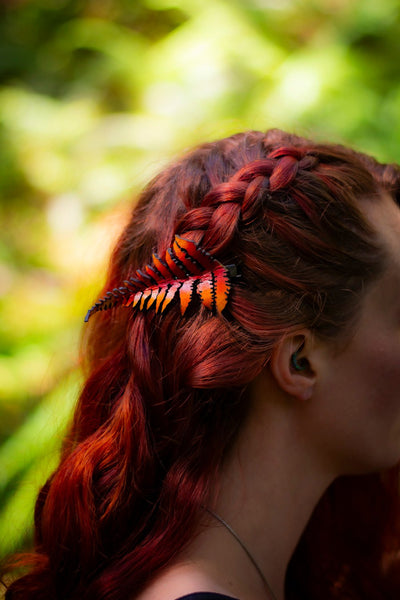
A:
[1,0,400,560]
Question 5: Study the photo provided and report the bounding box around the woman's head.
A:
[6,129,400,600]
[87,128,397,372]
[85,128,398,417]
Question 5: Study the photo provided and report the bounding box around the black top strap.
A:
[175,593,239,600]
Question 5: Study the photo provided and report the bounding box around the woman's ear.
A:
[269,332,316,401]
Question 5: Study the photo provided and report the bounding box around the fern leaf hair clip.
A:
[84,235,237,322]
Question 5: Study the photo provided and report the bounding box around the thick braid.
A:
[177,146,319,256]
[85,146,323,322]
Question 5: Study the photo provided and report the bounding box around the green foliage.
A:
[1,0,400,559]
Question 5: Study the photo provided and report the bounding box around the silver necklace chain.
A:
[205,508,278,600]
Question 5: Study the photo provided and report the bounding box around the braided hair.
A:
[5,129,400,600]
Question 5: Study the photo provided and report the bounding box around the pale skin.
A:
[136,194,400,600]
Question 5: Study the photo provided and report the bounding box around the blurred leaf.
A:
[0,373,79,555]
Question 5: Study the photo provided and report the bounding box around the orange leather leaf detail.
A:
[197,273,214,311]
[155,285,168,313]
[145,286,159,309]
[161,281,182,313]
[140,288,152,310]
[213,265,230,312]
[132,291,142,308]
[124,294,135,307]
[179,278,196,315]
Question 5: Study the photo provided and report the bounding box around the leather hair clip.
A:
[84,235,237,322]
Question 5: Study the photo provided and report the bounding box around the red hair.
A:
[4,129,400,599]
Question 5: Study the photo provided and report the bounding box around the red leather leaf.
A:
[152,253,172,279]
[135,269,152,285]
[123,278,141,292]
[172,239,203,275]
[165,248,187,278]
[145,265,162,283]
[175,235,217,271]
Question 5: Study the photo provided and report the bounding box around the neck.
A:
[181,372,336,600]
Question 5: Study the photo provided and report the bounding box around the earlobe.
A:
[270,333,316,402]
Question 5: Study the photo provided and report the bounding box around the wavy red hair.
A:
[4,129,400,599]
